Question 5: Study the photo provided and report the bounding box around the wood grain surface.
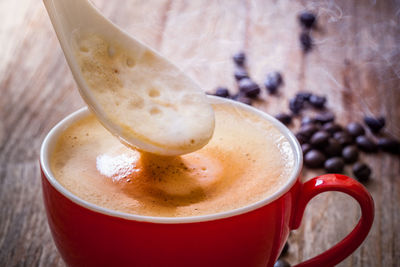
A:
[1,0,399,266]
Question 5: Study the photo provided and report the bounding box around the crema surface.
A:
[51,103,294,217]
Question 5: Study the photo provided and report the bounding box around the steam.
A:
[98,0,400,134]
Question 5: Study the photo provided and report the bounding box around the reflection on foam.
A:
[96,152,140,182]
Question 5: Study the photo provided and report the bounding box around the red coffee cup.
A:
[40,97,374,267]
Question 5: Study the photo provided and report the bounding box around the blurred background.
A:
[0,0,399,266]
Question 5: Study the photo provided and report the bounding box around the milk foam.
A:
[51,103,295,217]
[74,34,214,155]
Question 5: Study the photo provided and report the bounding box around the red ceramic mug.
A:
[40,97,374,267]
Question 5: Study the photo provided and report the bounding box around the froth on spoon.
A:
[43,0,215,156]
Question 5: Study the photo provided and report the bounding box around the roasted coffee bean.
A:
[296,132,309,144]
[301,116,317,126]
[334,131,353,146]
[304,150,326,168]
[315,111,335,124]
[322,122,342,134]
[364,116,385,133]
[342,145,359,164]
[356,135,378,153]
[214,87,230,98]
[346,122,365,138]
[234,68,249,81]
[232,93,252,105]
[324,138,342,157]
[309,94,326,109]
[310,131,330,147]
[324,157,345,173]
[274,259,291,267]
[377,138,400,154]
[301,143,312,155]
[298,11,316,29]
[299,124,319,138]
[265,71,283,94]
[289,97,304,114]
[300,31,312,52]
[295,91,312,101]
[281,242,289,257]
[275,113,292,125]
[238,78,260,98]
[353,162,372,182]
[233,51,245,66]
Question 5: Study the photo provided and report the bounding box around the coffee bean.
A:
[232,93,252,105]
[342,145,359,164]
[281,242,289,257]
[324,157,345,173]
[300,31,312,52]
[310,131,330,147]
[238,78,260,98]
[301,116,317,126]
[264,71,283,94]
[233,51,245,66]
[274,259,291,267]
[214,87,230,98]
[295,91,312,101]
[377,138,400,154]
[289,97,304,114]
[322,122,342,134]
[324,138,342,157]
[364,116,385,133]
[301,143,312,155]
[346,122,365,138]
[290,93,311,113]
[356,135,377,153]
[304,149,326,168]
[353,162,372,182]
[299,124,319,138]
[296,132,309,144]
[315,111,335,124]
[234,68,249,81]
[309,94,326,109]
[275,113,292,125]
[298,11,316,29]
[334,131,353,146]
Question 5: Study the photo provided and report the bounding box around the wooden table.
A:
[1,0,399,266]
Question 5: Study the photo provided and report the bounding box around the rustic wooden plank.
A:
[284,1,399,266]
[0,0,170,266]
[243,0,400,266]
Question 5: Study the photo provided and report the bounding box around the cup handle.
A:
[290,174,374,267]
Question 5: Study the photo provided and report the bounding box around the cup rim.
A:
[40,96,303,224]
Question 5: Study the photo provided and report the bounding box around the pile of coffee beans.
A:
[210,48,400,183]
[288,96,399,181]
[209,10,400,267]
[209,51,284,106]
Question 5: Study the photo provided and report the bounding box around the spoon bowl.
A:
[43,0,215,156]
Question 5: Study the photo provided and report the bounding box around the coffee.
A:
[50,102,294,217]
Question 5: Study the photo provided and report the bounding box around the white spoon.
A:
[43,0,215,156]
